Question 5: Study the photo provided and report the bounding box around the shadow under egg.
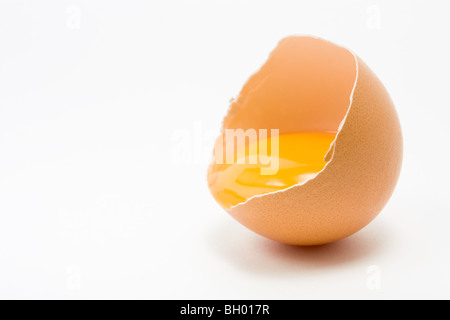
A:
[208,217,391,276]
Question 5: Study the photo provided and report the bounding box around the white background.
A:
[0,0,449,300]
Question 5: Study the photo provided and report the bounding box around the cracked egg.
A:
[207,36,403,246]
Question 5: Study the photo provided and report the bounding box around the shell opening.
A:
[208,36,358,210]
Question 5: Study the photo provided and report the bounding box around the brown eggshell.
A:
[210,36,403,246]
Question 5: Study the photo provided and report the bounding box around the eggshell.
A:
[209,36,403,246]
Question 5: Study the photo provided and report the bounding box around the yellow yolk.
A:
[209,133,336,209]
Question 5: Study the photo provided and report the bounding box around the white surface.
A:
[0,0,449,300]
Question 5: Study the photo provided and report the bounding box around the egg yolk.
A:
[210,132,336,209]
